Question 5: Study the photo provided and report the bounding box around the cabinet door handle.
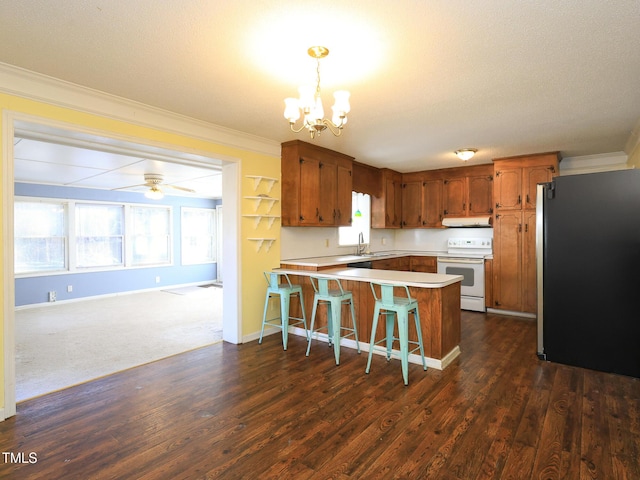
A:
[463,203,466,211]
[518,195,521,204]
[496,202,501,209]
[519,223,522,232]
[525,223,528,233]
[526,194,530,204]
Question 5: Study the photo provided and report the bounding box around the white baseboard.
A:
[251,325,457,370]
[487,308,536,319]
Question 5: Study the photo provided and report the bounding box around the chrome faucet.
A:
[357,232,366,255]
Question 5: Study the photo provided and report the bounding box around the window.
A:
[338,192,371,246]
[131,206,171,265]
[14,198,183,275]
[75,204,124,268]
[181,207,217,264]
[15,201,67,274]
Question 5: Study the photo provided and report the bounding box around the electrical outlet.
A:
[325,238,329,247]
[155,276,161,284]
[381,238,387,245]
[48,291,57,302]
[67,285,73,293]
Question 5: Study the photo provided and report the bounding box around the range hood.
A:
[441,216,492,228]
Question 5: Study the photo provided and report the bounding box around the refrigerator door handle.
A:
[536,183,546,359]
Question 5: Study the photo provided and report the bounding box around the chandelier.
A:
[284,46,351,138]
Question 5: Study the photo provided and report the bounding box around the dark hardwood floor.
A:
[1,311,638,479]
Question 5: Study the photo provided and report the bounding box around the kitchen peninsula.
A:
[279,253,463,370]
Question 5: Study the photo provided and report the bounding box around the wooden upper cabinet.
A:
[467,174,493,216]
[281,140,353,227]
[494,167,522,211]
[494,152,560,213]
[372,169,402,228]
[523,164,557,209]
[442,177,466,217]
[422,178,443,227]
[336,163,353,225]
[298,156,322,225]
[442,164,494,218]
[401,173,423,228]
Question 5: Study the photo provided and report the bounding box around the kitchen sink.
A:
[358,252,394,257]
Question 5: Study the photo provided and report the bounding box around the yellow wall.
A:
[0,93,281,411]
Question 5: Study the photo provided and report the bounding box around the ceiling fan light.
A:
[454,149,478,161]
[145,186,164,200]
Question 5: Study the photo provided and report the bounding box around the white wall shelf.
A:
[244,195,278,213]
[246,175,278,193]
[247,238,276,252]
[242,214,280,229]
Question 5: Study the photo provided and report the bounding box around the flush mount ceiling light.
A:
[284,46,351,138]
[454,149,478,161]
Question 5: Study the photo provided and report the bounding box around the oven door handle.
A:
[437,257,484,265]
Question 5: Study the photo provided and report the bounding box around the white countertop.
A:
[280,250,491,268]
[276,267,463,289]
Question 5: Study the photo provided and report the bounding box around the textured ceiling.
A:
[1,0,639,172]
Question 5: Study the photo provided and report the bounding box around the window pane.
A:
[132,206,170,265]
[76,204,124,267]
[15,202,65,236]
[15,237,66,274]
[76,237,123,267]
[15,201,67,273]
[338,193,371,246]
[182,208,216,264]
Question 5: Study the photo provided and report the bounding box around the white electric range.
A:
[437,238,492,312]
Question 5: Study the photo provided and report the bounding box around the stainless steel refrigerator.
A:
[536,169,640,378]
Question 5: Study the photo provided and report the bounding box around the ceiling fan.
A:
[112,173,195,199]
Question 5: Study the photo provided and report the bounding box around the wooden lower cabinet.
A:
[371,256,410,271]
[492,211,522,311]
[493,210,537,313]
[410,256,437,273]
[522,210,537,312]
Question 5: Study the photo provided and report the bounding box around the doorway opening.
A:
[4,115,241,413]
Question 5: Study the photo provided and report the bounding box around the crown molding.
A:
[0,62,281,158]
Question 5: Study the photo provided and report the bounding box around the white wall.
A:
[560,152,629,175]
[281,227,395,260]
[281,225,493,259]
[393,227,493,252]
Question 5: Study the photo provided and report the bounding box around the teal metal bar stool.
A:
[366,282,427,385]
[306,275,360,365]
[259,271,308,350]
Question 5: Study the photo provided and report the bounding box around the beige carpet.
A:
[16,286,223,401]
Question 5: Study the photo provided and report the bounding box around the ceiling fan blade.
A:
[111,183,149,191]
[164,184,196,193]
